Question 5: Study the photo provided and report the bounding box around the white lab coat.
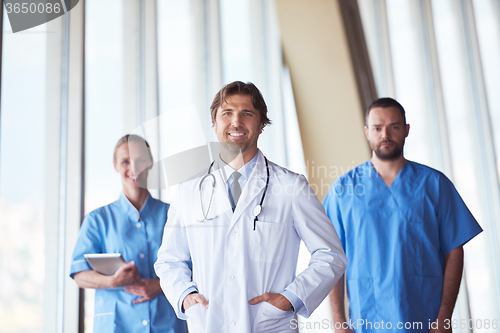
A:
[155,150,347,333]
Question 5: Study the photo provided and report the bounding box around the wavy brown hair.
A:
[210,81,272,129]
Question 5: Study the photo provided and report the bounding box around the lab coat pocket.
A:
[253,301,295,333]
[249,220,286,263]
[185,303,206,333]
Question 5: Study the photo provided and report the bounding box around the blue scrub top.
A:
[323,161,482,332]
[70,193,188,333]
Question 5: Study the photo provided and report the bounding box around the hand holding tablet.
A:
[84,253,127,276]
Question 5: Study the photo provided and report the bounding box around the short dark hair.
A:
[210,81,271,129]
[366,97,406,125]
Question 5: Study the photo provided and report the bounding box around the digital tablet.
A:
[84,253,127,276]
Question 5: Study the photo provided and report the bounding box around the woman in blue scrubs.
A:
[70,134,187,333]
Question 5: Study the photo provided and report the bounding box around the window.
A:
[84,0,125,330]
[0,14,47,332]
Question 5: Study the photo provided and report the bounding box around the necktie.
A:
[231,172,242,211]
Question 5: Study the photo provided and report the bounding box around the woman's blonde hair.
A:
[113,134,154,166]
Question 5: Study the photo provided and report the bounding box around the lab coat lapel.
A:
[231,152,268,228]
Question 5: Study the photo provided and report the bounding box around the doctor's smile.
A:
[154,81,347,333]
[227,129,248,143]
[228,131,245,137]
[214,94,264,157]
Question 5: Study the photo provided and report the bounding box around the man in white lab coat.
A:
[154,81,347,333]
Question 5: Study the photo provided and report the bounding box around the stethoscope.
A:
[198,157,270,230]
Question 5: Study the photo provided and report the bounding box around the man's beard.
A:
[221,141,243,153]
[220,142,245,164]
[372,140,404,161]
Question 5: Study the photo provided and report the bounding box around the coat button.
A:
[142,320,148,326]
[136,222,141,228]
[140,253,145,259]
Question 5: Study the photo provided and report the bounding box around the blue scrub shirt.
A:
[70,193,188,333]
[323,161,482,332]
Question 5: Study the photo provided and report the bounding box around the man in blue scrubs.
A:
[323,98,482,333]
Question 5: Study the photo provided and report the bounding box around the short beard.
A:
[372,141,404,161]
[220,142,244,164]
[220,141,243,154]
